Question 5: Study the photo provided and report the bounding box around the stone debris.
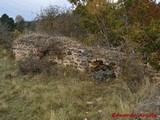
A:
[89,60,116,80]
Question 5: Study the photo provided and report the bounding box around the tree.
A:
[121,0,160,69]
[14,15,25,32]
[68,0,160,69]
[0,14,15,31]
[127,0,160,26]
[36,5,85,37]
[6,17,15,31]
[15,15,24,23]
[68,0,127,46]
[0,14,9,24]
[0,22,13,48]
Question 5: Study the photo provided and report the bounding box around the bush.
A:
[0,23,13,49]
[134,85,160,114]
[13,29,22,39]
[18,57,56,75]
[36,5,86,38]
[121,42,148,93]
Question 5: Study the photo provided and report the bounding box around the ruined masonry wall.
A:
[13,34,125,76]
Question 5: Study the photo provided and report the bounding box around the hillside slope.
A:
[0,43,160,119]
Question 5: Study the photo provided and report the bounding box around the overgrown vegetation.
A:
[0,0,160,119]
[34,0,160,70]
[0,47,159,120]
[35,5,87,38]
[67,0,160,69]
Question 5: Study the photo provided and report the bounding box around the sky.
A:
[0,0,160,21]
[0,0,72,21]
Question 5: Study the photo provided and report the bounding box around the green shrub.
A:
[13,29,22,39]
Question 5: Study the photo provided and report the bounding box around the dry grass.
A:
[0,46,159,120]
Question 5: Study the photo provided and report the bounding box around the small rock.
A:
[86,101,93,105]
[98,110,103,113]
[95,97,102,102]
[85,112,89,114]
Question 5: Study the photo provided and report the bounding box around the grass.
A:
[0,46,159,120]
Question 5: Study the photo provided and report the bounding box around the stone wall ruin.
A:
[12,34,126,80]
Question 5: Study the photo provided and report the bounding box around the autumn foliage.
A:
[67,0,160,69]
